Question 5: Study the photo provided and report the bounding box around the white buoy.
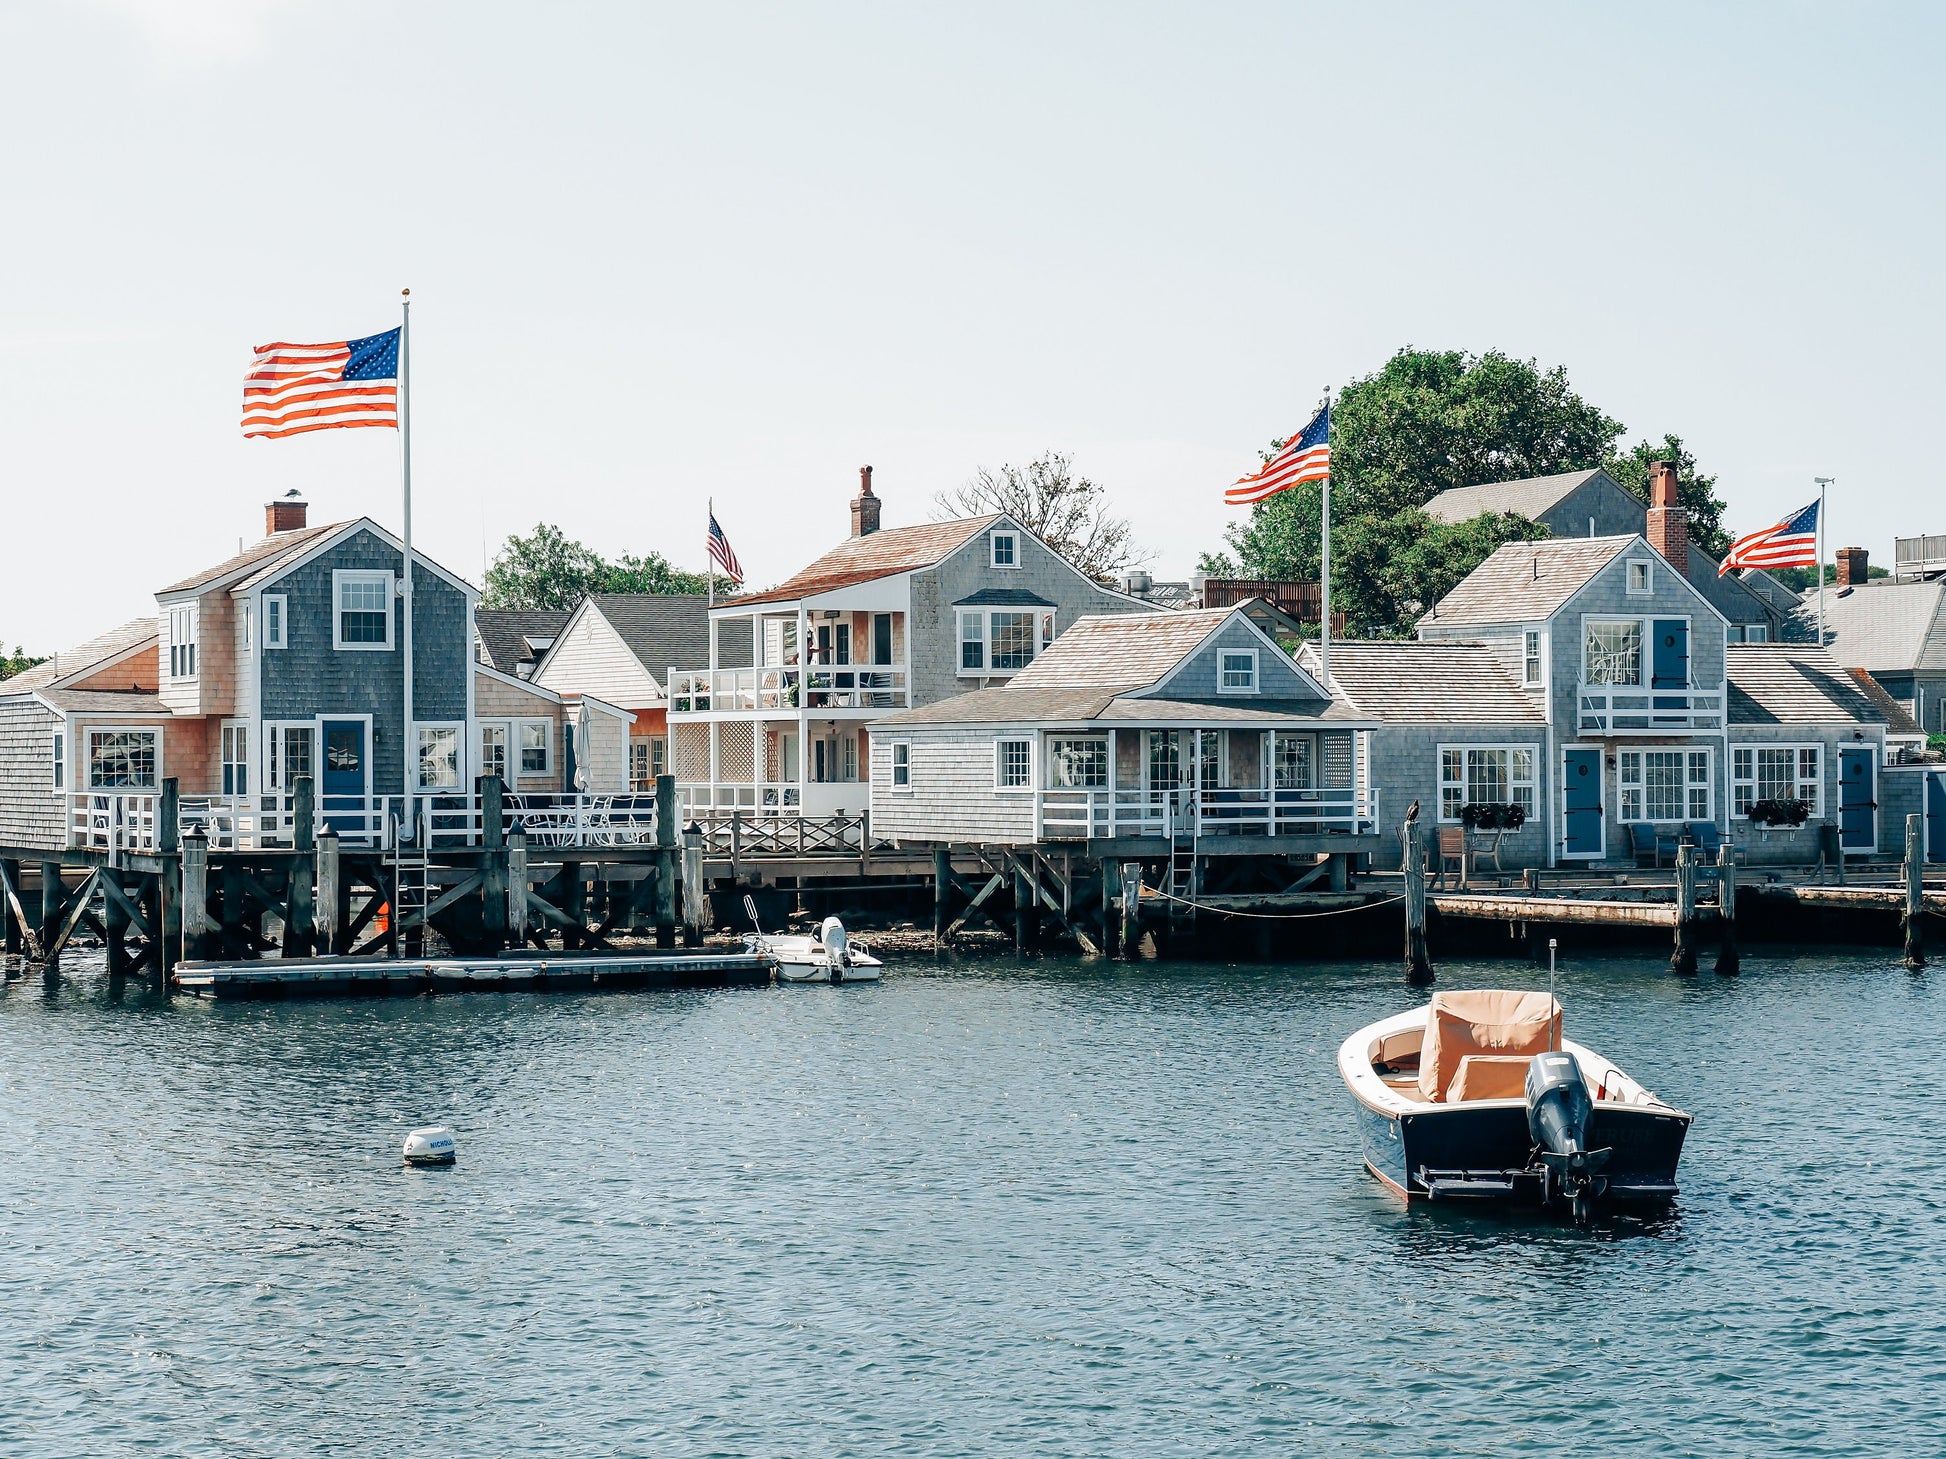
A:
[403,1126,457,1166]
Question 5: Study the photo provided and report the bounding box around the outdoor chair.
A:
[1625,822,1680,868]
[1686,821,1726,860]
[1434,825,1473,888]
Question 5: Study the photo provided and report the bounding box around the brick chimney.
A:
[1836,546,1869,586]
[1645,460,1687,577]
[265,488,309,536]
[850,464,881,538]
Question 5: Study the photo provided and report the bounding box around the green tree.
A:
[0,643,46,680]
[1602,433,1729,558]
[483,524,717,609]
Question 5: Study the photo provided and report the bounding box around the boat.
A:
[1339,989,1690,1218]
[742,902,882,984]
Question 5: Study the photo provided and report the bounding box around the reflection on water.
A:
[2,947,1940,1456]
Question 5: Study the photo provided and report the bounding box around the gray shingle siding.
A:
[1365,724,1549,871]
[1535,475,1646,540]
[871,727,1038,844]
[1137,618,1316,700]
[0,699,64,850]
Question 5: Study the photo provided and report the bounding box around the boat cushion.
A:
[1446,1054,1532,1103]
[1418,989,1563,1102]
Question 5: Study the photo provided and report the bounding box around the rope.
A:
[1141,887,1407,921]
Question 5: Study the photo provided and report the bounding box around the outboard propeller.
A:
[1526,1051,1612,1219]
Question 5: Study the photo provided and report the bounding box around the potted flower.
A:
[1460,802,1528,870]
[1746,797,1810,828]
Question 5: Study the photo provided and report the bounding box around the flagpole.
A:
[707,498,716,610]
[1814,476,1833,647]
[1318,391,1332,690]
[400,289,415,842]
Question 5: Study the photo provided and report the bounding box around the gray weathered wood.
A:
[40,861,64,971]
[1905,812,1925,970]
[44,868,100,964]
[314,828,340,956]
[157,779,180,979]
[1713,841,1739,975]
[0,858,39,960]
[682,829,706,945]
[933,848,951,944]
[1402,821,1434,984]
[654,773,677,948]
[507,827,529,943]
[1120,861,1142,959]
[945,872,1004,939]
[1670,843,1698,975]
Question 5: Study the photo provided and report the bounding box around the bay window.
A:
[1620,748,1711,823]
[1732,744,1821,817]
[1437,745,1536,821]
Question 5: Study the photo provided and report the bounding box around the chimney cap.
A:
[858,464,875,497]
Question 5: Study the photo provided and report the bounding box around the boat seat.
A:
[1446,1054,1531,1103]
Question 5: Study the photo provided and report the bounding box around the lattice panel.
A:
[718,720,755,782]
[674,723,710,781]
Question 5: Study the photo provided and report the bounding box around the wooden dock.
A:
[175,950,774,999]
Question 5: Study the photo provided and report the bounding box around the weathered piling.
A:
[1713,841,1740,975]
[0,857,21,957]
[682,827,706,946]
[102,868,129,974]
[157,779,179,981]
[1670,844,1698,975]
[654,774,677,949]
[933,848,951,944]
[287,777,316,958]
[507,825,530,947]
[181,827,213,961]
[1120,861,1142,959]
[1100,859,1121,958]
[1013,863,1036,952]
[1401,821,1434,984]
[40,861,64,973]
[315,827,341,955]
[1905,812,1925,970]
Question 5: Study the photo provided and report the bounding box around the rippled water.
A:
[3,946,1941,1456]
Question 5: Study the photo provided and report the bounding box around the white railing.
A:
[1578,686,1723,733]
[689,813,886,858]
[1037,785,1379,840]
[1895,534,1946,578]
[668,665,909,713]
[67,793,160,855]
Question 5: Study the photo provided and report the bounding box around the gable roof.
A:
[1422,536,1635,628]
[34,688,166,714]
[1420,469,1612,526]
[0,617,157,694]
[875,684,1363,728]
[1850,669,1924,736]
[1725,644,1890,726]
[582,595,713,680]
[1792,578,1946,673]
[1008,609,1237,690]
[1299,641,1545,724]
[474,609,573,675]
[159,522,346,597]
[729,516,1002,609]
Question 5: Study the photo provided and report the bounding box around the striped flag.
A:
[707,510,743,581]
[1226,403,1330,507]
[242,328,400,439]
[1720,499,1820,574]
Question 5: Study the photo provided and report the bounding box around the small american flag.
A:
[707,510,743,582]
[1720,499,1820,574]
[1227,403,1330,507]
[242,328,400,439]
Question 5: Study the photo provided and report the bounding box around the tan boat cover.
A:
[1446,1054,1532,1103]
[1418,990,1563,1102]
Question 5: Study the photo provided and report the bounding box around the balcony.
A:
[668,666,909,714]
[1578,686,1723,734]
[1895,534,1946,579]
[1037,786,1378,841]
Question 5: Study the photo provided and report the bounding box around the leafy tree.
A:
[0,643,46,680]
[1602,434,1729,558]
[936,450,1146,583]
[1765,561,1889,592]
[483,524,715,610]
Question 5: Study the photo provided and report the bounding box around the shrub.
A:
[1745,797,1810,827]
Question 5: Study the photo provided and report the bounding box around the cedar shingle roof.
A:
[0,617,157,693]
[876,685,1362,727]
[1725,644,1889,726]
[474,609,572,674]
[1300,641,1545,724]
[160,522,345,596]
[728,517,1001,608]
[1420,469,1610,526]
[586,595,713,681]
[1007,609,1234,690]
[1792,578,1946,673]
[35,688,165,712]
[1422,536,1635,629]
[1850,669,1924,736]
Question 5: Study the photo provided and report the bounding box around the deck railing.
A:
[667,665,909,713]
[1578,686,1723,734]
[1895,534,1946,578]
[1037,785,1378,840]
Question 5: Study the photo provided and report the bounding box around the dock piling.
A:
[315,827,340,955]
[507,826,530,946]
[1713,841,1740,975]
[1101,858,1120,958]
[1402,821,1434,984]
[1120,861,1142,959]
[480,777,507,952]
[181,828,213,961]
[933,848,951,946]
[1905,812,1925,970]
[157,778,179,982]
[1670,843,1698,975]
[102,868,128,975]
[40,861,63,974]
[681,827,706,946]
[287,776,316,958]
[0,857,21,957]
[654,774,677,949]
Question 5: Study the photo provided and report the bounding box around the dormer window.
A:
[167,606,198,678]
[1626,559,1653,595]
[1218,649,1258,694]
[990,530,1019,569]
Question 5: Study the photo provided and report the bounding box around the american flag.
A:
[1227,403,1330,507]
[242,328,400,439]
[707,510,743,581]
[1720,499,1820,574]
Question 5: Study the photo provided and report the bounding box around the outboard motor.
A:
[820,915,848,982]
[1525,1051,1611,1218]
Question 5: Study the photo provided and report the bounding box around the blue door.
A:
[1563,747,1603,857]
[1651,619,1689,722]
[1928,773,1946,862]
[1839,746,1876,852]
[321,719,368,834]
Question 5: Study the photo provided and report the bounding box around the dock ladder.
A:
[1168,831,1198,931]
[391,829,432,945]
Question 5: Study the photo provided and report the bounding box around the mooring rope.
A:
[1141,887,1407,921]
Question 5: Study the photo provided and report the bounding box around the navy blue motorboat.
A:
[1338,990,1691,1218]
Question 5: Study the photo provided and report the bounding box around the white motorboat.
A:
[743,902,882,983]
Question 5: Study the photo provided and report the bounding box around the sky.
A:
[2,2,1941,652]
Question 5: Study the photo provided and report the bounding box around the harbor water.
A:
[3,948,1941,1456]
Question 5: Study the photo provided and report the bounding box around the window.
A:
[960,611,985,671]
[990,530,1018,568]
[629,739,652,792]
[890,741,911,790]
[1274,733,1312,788]
[990,612,1035,671]
[221,722,249,796]
[1149,731,1182,789]
[1733,744,1821,817]
[333,570,394,650]
[518,720,551,776]
[1746,623,1769,643]
[1046,736,1108,788]
[51,730,64,790]
[872,613,894,665]
[1437,746,1537,821]
[995,738,1032,790]
[167,605,198,678]
[242,604,253,653]
[1626,559,1652,595]
[1218,650,1257,694]
[841,734,858,781]
[1523,630,1542,687]
[265,723,316,789]
[1041,612,1056,652]
[959,610,1046,675]
[87,729,159,790]
[480,723,509,784]
[1584,620,1643,685]
[416,724,462,790]
[263,594,287,649]
[1620,748,1711,823]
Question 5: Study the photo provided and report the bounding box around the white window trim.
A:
[994,736,1034,793]
[263,593,288,650]
[1435,743,1539,823]
[1216,648,1259,695]
[263,720,319,792]
[1044,734,1110,790]
[1522,628,1544,689]
[220,719,251,797]
[51,729,65,791]
[332,568,396,652]
[167,605,199,680]
[478,720,511,785]
[989,529,1021,569]
[958,608,1045,677]
[888,740,912,791]
[1625,558,1653,595]
[516,718,553,778]
[1731,742,1823,819]
[84,725,164,791]
[414,720,467,792]
[1618,744,1714,825]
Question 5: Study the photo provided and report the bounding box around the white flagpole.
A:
[400,289,415,842]
[1815,476,1833,647]
[707,498,716,609]
[1318,392,1332,690]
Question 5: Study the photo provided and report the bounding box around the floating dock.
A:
[175,950,775,999]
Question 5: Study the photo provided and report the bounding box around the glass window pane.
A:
[960,613,984,670]
[1585,622,1642,685]
[418,727,460,789]
[990,613,1034,671]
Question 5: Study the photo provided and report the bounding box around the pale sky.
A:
[3,2,1940,652]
